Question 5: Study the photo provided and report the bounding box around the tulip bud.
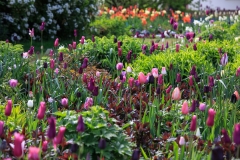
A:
[199,103,206,111]
[13,133,24,158]
[58,52,63,62]
[54,126,66,145]
[152,68,158,78]
[171,87,181,100]
[72,41,76,49]
[190,115,197,131]
[54,38,59,47]
[221,129,232,144]
[236,67,240,77]
[138,72,146,84]
[9,79,18,88]
[61,98,68,106]
[176,73,181,83]
[116,63,123,70]
[0,121,4,136]
[176,44,180,52]
[50,59,55,69]
[179,136,185,146]
[81,58,88,69]
[37,102,46,120]
[77,115,85,132]
[189,75,194,86]
[208,76,214,87]
[206,108,216,127]
[161,67,167,75]
[5,100,12,116]
[47,117,56,139]
[181,101,189,115]
[84,97,93,110]
[42,141,48,152]
[80,36,85,44]
[27,100,34,108]
[132,149,140,160]
[189,100,199,112]
[98,138,106,150]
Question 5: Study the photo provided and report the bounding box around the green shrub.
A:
[132,49,215,78]
[54,106,135,160]
[90,15,130,37]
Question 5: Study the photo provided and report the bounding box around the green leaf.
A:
[140,146,149,159]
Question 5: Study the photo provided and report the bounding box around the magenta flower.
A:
[28,146,40,160]
[193,43,197,51]
[189,75,194,86]
[61,98,68,106]
[166,85,173,94]
[0,121,4,136]
[236,67,240,77]
[190,115,197,131]
[9,79,18,88]
[82,73,88,83]
[233,123,240,145]
[54,126,66,145]
[40,22,45,31]
[92,35,95,42]
[49,49,54,57]
[81,58,88,69]
[116,63,123,71]
[77,115,85,132]
[206,108,216,127]
[28,46,34,55]
[72,41,76,49]
[176,73,181,83]
[54,68,59,74]
[59,52,63,62]
[80,36,85,44]
[29,28,34,37]
[54,38,59,47]
[92,86,99,96]
[12,133,25,158]
[208,76,214,87]
[221,129,232,144]
[173,22,178,30]
[42,141,48,152]
[68,44,73,51]
[50,59,55,69]
[37,101,46,120]
[47,117,56,139]
[5,100,12,116]
[158,74,163,85]
[128,77,134,88]
[170,17,175,25]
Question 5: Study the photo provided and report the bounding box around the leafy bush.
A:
[132,49,215,78]
[54,106,135,159]
[90,15,131,37]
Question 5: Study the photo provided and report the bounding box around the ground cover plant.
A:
[0,4,240,160]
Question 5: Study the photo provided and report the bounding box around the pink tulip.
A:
[12,133,25,158]
[29,28,34,37]
[179,136,185,146]
[138,72,146,84]
[152,68,158,78]
[72,41,76,49]
[54,38,59,47]
[128,77,135,88]
[199,103,206,111]
[166,85,172,94]
[9,79,18,88]
[206,108,216,127]
[37,102,46,120]
[233,123,240,145]
[28,146,40,160]
[116,63,123,71]
[172,87,181,100]
[190,115,197,131]
[54,126,66,145]
[181,101,189,115]
[61,98,68,106]
[5,100,12,116]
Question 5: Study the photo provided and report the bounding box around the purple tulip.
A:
[28,46,34,55]
[81,58,88,69]
[176,73,181,83]
[116,63,123,71]
[9,79,18,88]
[47,117,56,139]
[59,52,63,62]
[74,29,77,37]
[5,100,12,116]
[76,115,85,132]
